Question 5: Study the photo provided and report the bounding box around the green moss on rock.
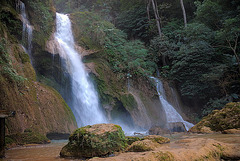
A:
[6,130,50,145]
[126,140,157,152]
[190,102,240,133]
[120,94,138,112]
[143,135,170,144]
[60,124,127,158]
[125,136,141,145]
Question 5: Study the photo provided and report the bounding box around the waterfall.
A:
[54,13,107,126]
[16,0,33,62]
[150,77,194,131]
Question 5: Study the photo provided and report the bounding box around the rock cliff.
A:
[0,0,77,138]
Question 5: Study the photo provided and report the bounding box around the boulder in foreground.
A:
[60,124,126,158]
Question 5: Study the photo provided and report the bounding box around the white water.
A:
[16,0,33,60]
[151,77,194,131]
[54,13,107,126]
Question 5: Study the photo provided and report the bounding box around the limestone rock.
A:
[189,102,240,133]
[149,126,170,135]
[126,140,158,152]
[168,122,186,132]
[189,126,214,134]
[60,124,126,158]
[143,135,170,144]
[222,128,240,134]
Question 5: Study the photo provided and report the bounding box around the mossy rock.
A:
[125,136,141,145]
[120,94,138,112]
[6,130,50,145]
[126,140,158,152]
[60,124,127,158]
[143,135,170,144]
[190,102,240,133]
[190,126,214,134]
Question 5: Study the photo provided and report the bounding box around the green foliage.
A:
[28,0,54,33]
[0,38,26,85]
[54,0,120,21]
[195,0,223,29]
[116,5,152,41]
[27,0,54,48]
[72,12,156,76]
[151,23,226,100]
[202,98,228,116]
[105,39,153,76]
[0,4,22,39]
[171,42,219,99]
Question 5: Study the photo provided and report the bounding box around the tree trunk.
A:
[147,0,151,22]
[151,0,162,38]
[180,0,187,27]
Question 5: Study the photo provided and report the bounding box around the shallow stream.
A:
[2,134,240,161]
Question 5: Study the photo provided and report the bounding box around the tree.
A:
[146,0,162,38]
[216,17,240,72]
[180,0,187,27]
[151,0,162,38]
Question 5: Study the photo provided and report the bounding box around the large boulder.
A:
[60,124,127,158]
[189,102,240,133]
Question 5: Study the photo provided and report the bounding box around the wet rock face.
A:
[168,122,186,132]
[149,126,170,135]
[60,124,127,158]
[189,102,240,133]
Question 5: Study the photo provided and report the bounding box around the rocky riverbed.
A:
[2,133,240,161]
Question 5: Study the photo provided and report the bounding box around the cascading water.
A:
[150,77,194,131]
[16,0,33,61]
[54,13,107,126]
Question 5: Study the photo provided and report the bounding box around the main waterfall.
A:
[151,77,194,131]
[54,13,107,126]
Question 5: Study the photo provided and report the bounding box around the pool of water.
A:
[1,140,80,161]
